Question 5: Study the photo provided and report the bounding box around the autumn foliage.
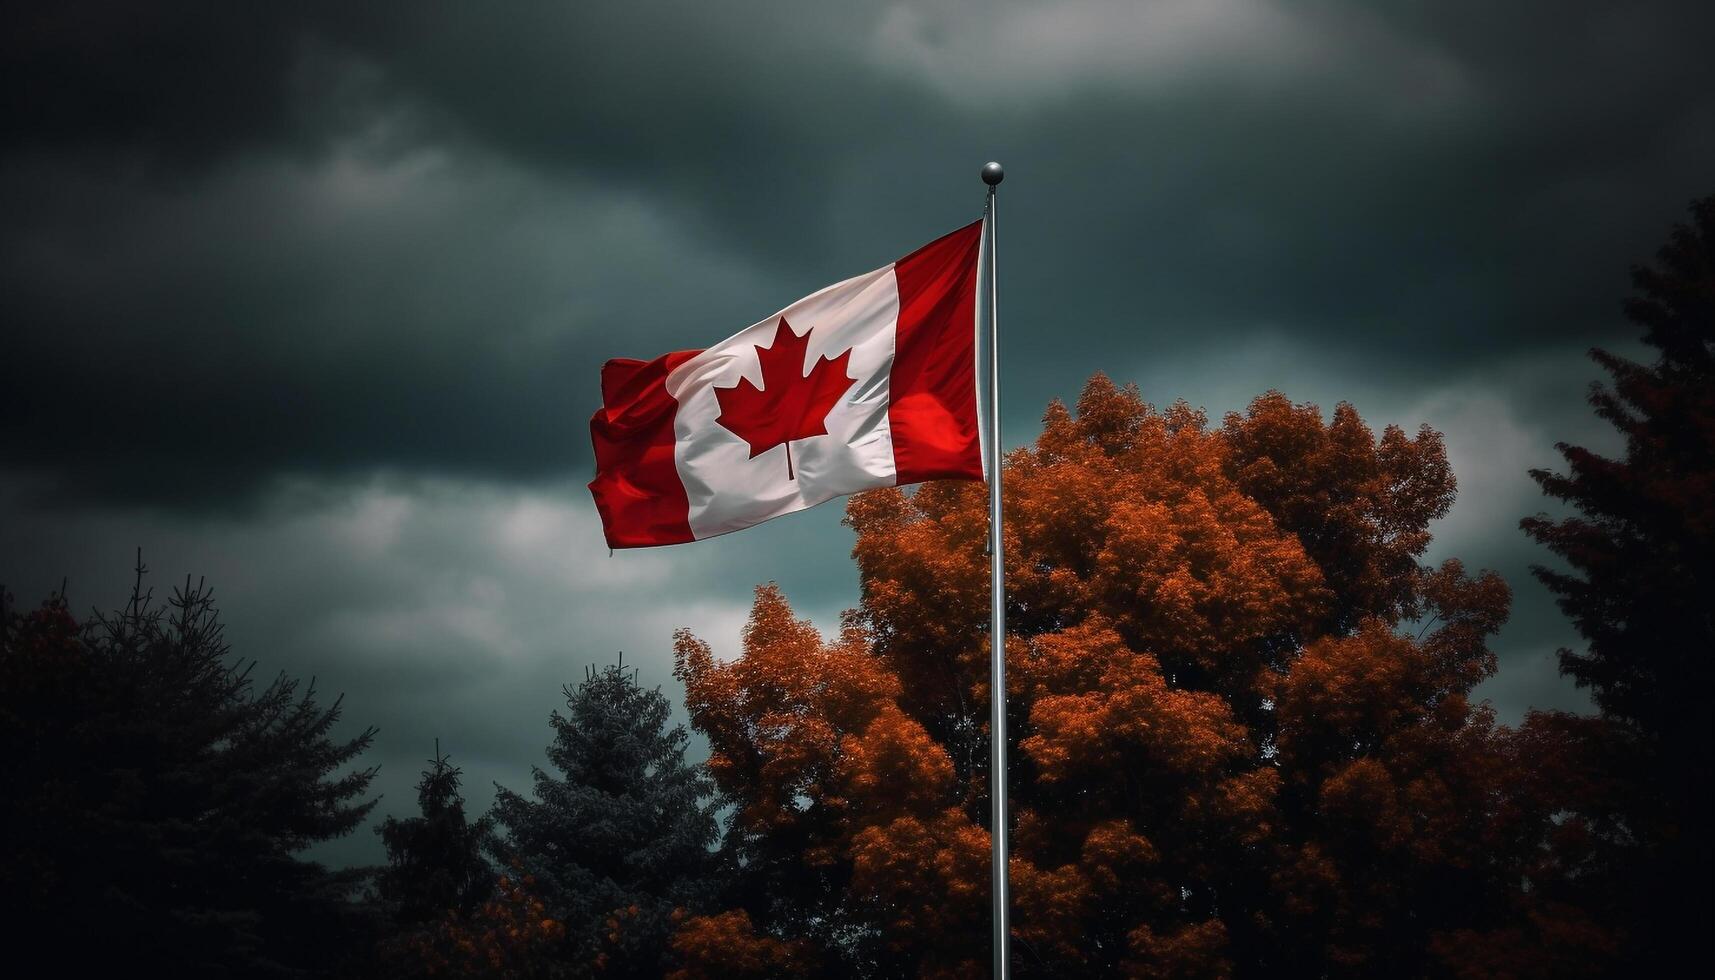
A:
[387,872,568,979]
[672,377,1603,977]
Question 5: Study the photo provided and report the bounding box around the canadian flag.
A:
[589,221,986,548]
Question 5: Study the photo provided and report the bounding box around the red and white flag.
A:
[589,221,986,548]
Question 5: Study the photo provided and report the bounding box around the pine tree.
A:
[1522,194,1715,972]
[375,742,496,924]
[0,556,379,977]
[490,657,721,977]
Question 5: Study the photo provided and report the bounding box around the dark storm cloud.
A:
[3,4,330,164]
[4,0,1711,502]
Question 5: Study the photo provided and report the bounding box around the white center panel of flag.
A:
[665,262,902,541]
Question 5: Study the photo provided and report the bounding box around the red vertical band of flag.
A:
[889,219,985,483]
[589,350,700,548]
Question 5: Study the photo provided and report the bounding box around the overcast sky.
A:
[4,1,1712,866]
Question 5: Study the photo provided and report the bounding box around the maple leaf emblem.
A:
[714,317,856,480]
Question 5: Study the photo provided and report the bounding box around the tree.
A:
[385,871,569,980]
[0,558,379,977]
[489,659,722,977]
[1520,194,1715,972]
[376,743,496,925]
[673,377,1598,977]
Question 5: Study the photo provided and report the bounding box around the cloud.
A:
[0,126,784,504]
[5,2,1711,506]
[0,471,863,866]
[867,0,1467,114]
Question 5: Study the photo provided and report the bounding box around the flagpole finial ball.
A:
[981,161,1004,186]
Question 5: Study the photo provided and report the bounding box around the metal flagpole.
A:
[981,160,1009,980]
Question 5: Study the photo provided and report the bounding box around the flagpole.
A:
[981,160,1009,980]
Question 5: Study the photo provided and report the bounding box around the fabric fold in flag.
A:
[589,220,985,548]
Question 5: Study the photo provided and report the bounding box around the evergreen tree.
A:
[0,557,379,977]
[490,658,721,977]
[1522,194,1715,972]
[375,742,496,924]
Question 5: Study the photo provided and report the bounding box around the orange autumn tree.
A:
[386,872,567,979]
[673,376,1564,977]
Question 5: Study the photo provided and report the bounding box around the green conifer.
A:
[490,657,720,977]
[0,557,378,977]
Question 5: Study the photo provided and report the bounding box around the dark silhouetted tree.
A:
[1521,193,1715,973]
[376,743,496,924]
[0,558,379,978]
[489,659,722,977]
